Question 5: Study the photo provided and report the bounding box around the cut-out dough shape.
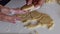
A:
[16,11,54,30]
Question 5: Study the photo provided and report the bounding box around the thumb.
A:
[26,0,32,5]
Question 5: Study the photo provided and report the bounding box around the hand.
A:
[26,0,45,7]
[0,5,28,23]
[0,5,28,15]
[0,12,21,23]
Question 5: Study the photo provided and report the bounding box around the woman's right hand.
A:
[0,5,28,15]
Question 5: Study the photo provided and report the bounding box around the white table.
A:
[0,0,60,34]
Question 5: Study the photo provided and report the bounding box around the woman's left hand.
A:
[0,12,21,23]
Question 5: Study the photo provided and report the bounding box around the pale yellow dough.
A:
[24,11,54,29]
[21,4,34,11]
[45,0,56,3]
[18,4,54,30]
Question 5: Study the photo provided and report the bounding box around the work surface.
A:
[0,0,60,34]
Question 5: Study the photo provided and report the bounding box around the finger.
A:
[1,14,16,23]
[0,5,3,12]
[7,16,16,23]
[14,9,28,14]
[18,10,28,14]
[38,0,45,6]
[32,0,39,5]
[0,5,3,8]
[1,6,10,15]
[35,0,45,7]
[0,13,4,21]
[7,16,18,23]
[26,0,32,5]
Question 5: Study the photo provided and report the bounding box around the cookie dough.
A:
[21,4,34,11]
[24,11,54,30]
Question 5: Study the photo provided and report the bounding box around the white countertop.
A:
[0,0,60,34]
